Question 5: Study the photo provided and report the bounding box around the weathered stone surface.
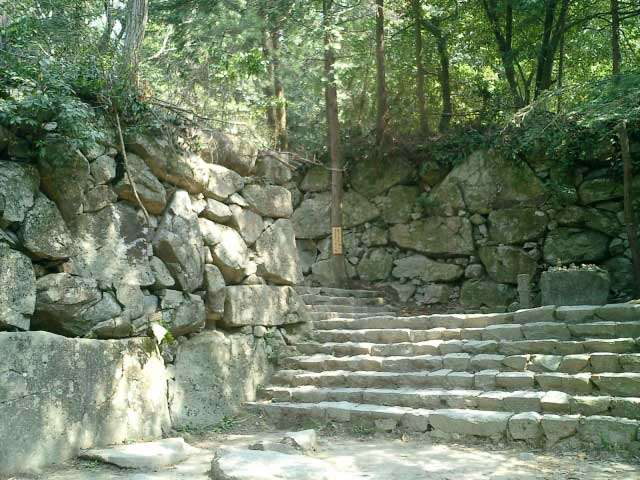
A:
[429,409,511,437]
[357,248,393,282]
[202,198,233,223]
[210,449,338,480]
[508,412,542,440]
[202,162,246,201]
[70,202,154,286]
[390,217,474,257]
[255,154,293,185]
[154,191,205,292]
[300,166,330,192]
[199,218,249,284]
[0,332,170,476]
[543,228,609,265]
[91,155,116,184]
[540,268,610,306]
[578,178,623,205]
[38,140,91,221]
[350,155,415,198]
[82,185,117,212]
[488,208,547,244]
[229,205,264,246]
[422,283,451,304]
[460,280,517,308]
[199,130,258,176]
[361,226,388,246]
[0,245,35,330]
[242,184,293,218]
[33,273,121,336]
[381,186,419,224]
[296,239,318,275]
[256,219,303,285]
[591,373,640,397]
[204,265,226,322]
[344,191,381,227]
[169,331,271,428]
[479,246,537,284]
[579,416,639,445]
[555,206,620,236]
[249,441,299,455]
[0,160,39,226]
[281,429,317,452]
[19,193,72,260]
[309,258,355,286]
[424,151,548,215]
[541,415,579,443]
[156,289,206,336]
[80,438,190,469]
[602,257,633,295]
[115,152,167,215]
[392,255,429,279]
[222,285,310,327]
[150,256,176,289]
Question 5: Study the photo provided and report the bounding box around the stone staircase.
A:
[249,291,640,449]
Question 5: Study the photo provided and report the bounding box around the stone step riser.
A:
[248,402,640,448]
[294,287,380,298]
[283,353,640,376]
[301,295,387,307]
[261,387,640,420]
[308,305,396,314]
[310,312,392,320]
[311,322,640,344]
[296,338,640,358]
[272,370,640,398]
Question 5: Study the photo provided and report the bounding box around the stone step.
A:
[283,352,640,376]
[307,304,396,314]
[311,322,640,344]
[300,294,387,307]
[272,369,640,397]
[295,338,640,358]
[261,386,640,420]
[310,312,396,321]
[248,401,640,446]
[313,314,514,330]
[295,287,380,298]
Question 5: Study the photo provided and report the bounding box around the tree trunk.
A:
[611,0,622,75]
[556,29,565,112]
[534,0,570,98]
[617,121,640,297]
[122,0,149,86]
[375,0,390,145]
[262,27,278,144]
[272,28,288,150]
[436,34,452,132]
[412,0,429,136]
[323,0,350,288]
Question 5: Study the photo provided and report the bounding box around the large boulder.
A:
[488,208,548,244]
[114,152,167,215]
[0,245,35,330]
[296,239,318,274]
[424,150,549,215]
[357,248,393,282]
[168,331,271,429]
[204,265,226,322]
[254,154,293,185]
[381,186,420,224]
[350,155,415,198]
[198,130,258,176]
[540,267,610,306]
[32,273,122,336]
[19,193,73,260]
[390,217,474,257]
[479,245,538,284]
[0,332,170,476]
[221,285,310,327]
[602,256,633,296]
[38,139,91,222]
[343,191,381,227]
[154,191,205,292]
[0,160,39,227]
[228,205,264,246]
[555,206,620,236]
[543,228,610,265]
[255,219,304,285]
[69,203,154,287]
[460,280,517,308]
[578,178,623,205]
[300,165,330,192]
[242,184,293,219]
[154,289,206,336]
[199,219,248,284]
[310,258,356,286]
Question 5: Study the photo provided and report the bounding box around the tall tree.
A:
[323,0,350,287]
[411,0,429,136]
[375,0,391,145]
[122,0,149,85]
[534,0,570,98]
[611,0,622,75]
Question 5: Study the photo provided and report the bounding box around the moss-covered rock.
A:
[460,279,517,308]
[390,217,474,257]
[543,227,610,265]
[479,245,538,284]
[488,208,548,244]
[350,155,415,198]
[357,248,393,282]
[381,186,420,224]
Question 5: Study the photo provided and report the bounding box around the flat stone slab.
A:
[210,449,340,480]
[80,438,192,469]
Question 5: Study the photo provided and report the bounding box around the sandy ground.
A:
[6,415,640,480]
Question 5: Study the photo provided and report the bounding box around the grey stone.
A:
[381,186,420,224]
[91,155,117,184]
[156,289,206,336]
[249,441,298,455]
[169,331,271,428]
[281,429,317,452]
[0,160,39,226]
[210,448,338,480]
[83,185,118,212]
[508,412,542,440]
[596,303,640,322]
[19,193,72,260]
[541,415,579,443]
[479,246,537,284]
[204,265,226,322]
[202,198,233,223]
[579,178,623,205]
[229,205,264,246]
[540,268,610,306]
[392,254,429,279]
[198,130,258,176]
[361,226,388,247]
[390,217,474,257]
[296,239,317,274]
[390,282,416,302]
[357,248,393,282]
[543,228,610,265]
[579,416,639,445]
[256,219,303,285]
[602,257,633,295]
[422,283,451,304]
[0,245,35,330]
[460,280,517,308]
[242,184,293,218]
[150,256,176,289]
[591,373,640,397]
[310,258,356,286]
[343,191,381,228]
[514,306,556,324]
[254,154,293,185]
[115,282,145,321]
[488,208,548,244]
[199,218,249,284]
[300,166,330,192]
[0,332,170,476]
[429,409,511,437]
[350,155,415,198]
[555,206,620,235]
[221,285,310,327]
[80,438,190,469]
[115,152,167,215]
